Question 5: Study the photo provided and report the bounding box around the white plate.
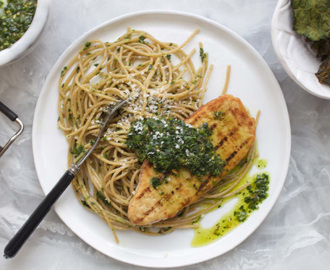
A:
[271,0,330,99]
[33,11,291,268]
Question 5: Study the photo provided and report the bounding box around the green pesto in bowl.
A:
[0,0,37,51]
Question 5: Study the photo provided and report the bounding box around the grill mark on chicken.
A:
[181,197,192,208]
[228,127,238,137]
[143,190,193,222]
[188,114,203,125]
[215,126,239,150]
[238,138,249,150]
[136,186,151,200]
[197,177,212,193]
[162,193,172,201]
[215,136,227,150]
[210,123,217,130]
[175,183,183,191]
[225,138,251,163]
[137,183,184,222]
[136,182,184,222]
[135,200,163,223]
[226,150,238,163]
[144,201,162,216]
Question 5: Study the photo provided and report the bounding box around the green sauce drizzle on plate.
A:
[191,172,270,247]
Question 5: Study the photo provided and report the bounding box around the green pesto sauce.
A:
[254,158,268,169]
[70,143,86,158]
[126,117,225,178]
[191,172,270,247]
[0,0,37,51]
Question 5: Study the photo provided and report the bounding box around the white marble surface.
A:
[1,0,330,269]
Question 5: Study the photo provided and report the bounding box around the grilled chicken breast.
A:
[128,94,256,226]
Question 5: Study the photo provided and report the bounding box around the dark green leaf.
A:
[316,56,330,84]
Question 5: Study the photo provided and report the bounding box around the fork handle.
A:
[0,101,18,121]
[3,170,76,258]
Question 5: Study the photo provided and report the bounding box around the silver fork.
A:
[4,99,127,258]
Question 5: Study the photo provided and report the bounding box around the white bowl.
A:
[271,0,330,99]
[0,0,50,66]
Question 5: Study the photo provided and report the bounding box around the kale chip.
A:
[292,0,330,41]
[291,0,330,85]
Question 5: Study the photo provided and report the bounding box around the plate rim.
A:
[32,9,291,268]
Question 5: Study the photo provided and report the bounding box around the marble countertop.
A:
[1,1,330,269]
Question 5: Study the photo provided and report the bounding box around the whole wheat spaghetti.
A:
[58,29,255,242]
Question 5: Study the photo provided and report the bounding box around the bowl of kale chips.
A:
[271,0,330,99]
[0,0,50,66]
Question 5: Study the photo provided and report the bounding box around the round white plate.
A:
[33,11,291,268]
[271,0,330,99]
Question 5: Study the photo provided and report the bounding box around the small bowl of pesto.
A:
[0,0,50,66]
[271,0,330,99]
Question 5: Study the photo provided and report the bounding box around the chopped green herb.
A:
[150,177,162,189]
[159,227,172,234]
[126,117,225,177]
[138,226,146,232]
[81,200,90,208]
[83,41,92,50]
[192,216,201,224]
[96,191,111,207]
[70,144,85,158]
[233,173,270,222]
[139,35,146,43]
[166,54,171,60]
[214,111,225,120]
[200,47,207,62]
[61,66,68,77]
